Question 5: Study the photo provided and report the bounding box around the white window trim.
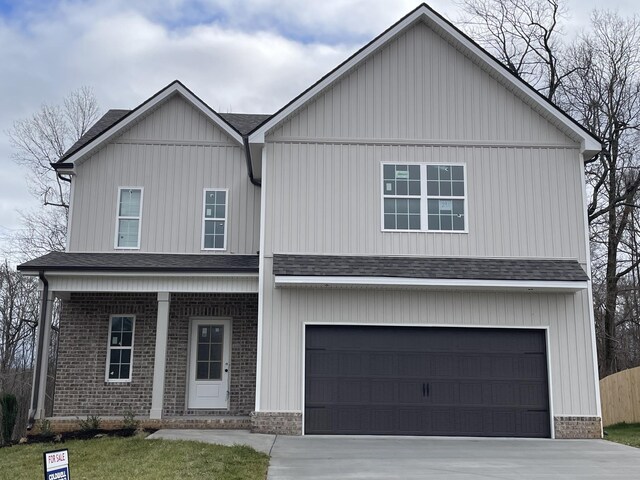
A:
[380,162,468,234]
[105,314,135,383]
[114,186,143,250]
[201,188,229,251]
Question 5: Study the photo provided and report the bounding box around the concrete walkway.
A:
[147,429,276,455]
[149,430,640,479]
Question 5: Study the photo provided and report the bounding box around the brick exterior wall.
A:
[554,416,602,439]
[251,412,303,435]
[53,293,157,416]
[53,292,257,418]
[163,293,258,416]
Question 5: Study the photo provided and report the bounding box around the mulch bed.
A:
[1,428,158,448]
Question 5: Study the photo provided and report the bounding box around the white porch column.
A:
[150,292,171,419]
[30,288,54,420]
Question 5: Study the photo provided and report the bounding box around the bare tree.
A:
[458,0,568,100]
[0,262,40,439]
[8,87,98,210]
[4,87,99,259]
[1,87,99,437]
[561,11,640,376]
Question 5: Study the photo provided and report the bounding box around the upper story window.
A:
[115,187,143,248]
[202,189,227,250]
[106,315,135,382]
[382,163,466,233]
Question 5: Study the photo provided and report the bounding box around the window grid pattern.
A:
[426,165,466,232]
[196,325,224,380]
[116,188,142,248]
[382,164,421,231]
[203,190,227,249]
[107,316,134,381]
[381,163,466,233]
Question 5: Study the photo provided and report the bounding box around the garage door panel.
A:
[397,353,430,376]
[518,382,549,408]
[491,410,518,435]
[458,382,484,405]
[306,350,339,375]
[305,326,550,437]
[370,380,396,403]
[337,379,370,403]
[398,381,425,404]
[306,378,338,403]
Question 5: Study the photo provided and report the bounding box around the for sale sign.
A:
[43,449,70,480]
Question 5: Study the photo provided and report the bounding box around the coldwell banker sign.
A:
[43,449,70,480]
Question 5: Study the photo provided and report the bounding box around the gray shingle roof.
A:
[61,109,130,162]
[57,109,271,163]
[272,255,589,282]
[219,113,271,135]
[17,252,258,273]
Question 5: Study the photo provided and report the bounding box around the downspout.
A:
[243,137,261,187]
[27,271,49,430]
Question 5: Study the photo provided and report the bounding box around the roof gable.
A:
[56,80,245,167]
[248,3,600,157]
[268,21,575,146]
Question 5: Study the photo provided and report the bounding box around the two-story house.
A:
[19,4,603,439]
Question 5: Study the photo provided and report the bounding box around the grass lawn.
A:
[0,435,269,480]
[605,423,640,448]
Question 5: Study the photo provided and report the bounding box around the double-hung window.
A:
[106,315,134,382]
[382,165,422,230]
[202,189,227,250]
[115,188,142,248]
[382,163,466,232]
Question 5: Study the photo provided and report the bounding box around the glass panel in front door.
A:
[196,325,224,380]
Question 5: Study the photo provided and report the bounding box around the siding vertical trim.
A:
[255,147,267,412]
[580,154,603,419]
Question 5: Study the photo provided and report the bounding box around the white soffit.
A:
[274,275,588,293]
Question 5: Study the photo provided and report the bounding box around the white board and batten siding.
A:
[263,21,586,261]
[257,21,599,418]
[68,94,260,255]
[259,263,598,417]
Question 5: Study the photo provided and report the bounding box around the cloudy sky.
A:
[1,0,639,250]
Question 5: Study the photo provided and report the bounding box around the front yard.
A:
[0,435,269,480]
[605,423,640,448]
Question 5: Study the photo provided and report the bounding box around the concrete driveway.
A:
[149,430,640,479]
[268,436,640,480]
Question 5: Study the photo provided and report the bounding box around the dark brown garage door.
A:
[305,326,550,437]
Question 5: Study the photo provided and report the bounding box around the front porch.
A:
[17,252,260,431]
[52,292,258,421]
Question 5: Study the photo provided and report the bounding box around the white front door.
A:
[188,318,231,409]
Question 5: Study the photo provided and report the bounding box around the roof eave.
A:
[17,265,259,274]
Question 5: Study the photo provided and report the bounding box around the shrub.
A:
[0,393,18,444]
[39,418,54,438]
[122,410,139,431]
[77,415,101,431]
[0,393,19,444]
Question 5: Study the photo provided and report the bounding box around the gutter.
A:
[243,137,261,187]
[27,271,49,430]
